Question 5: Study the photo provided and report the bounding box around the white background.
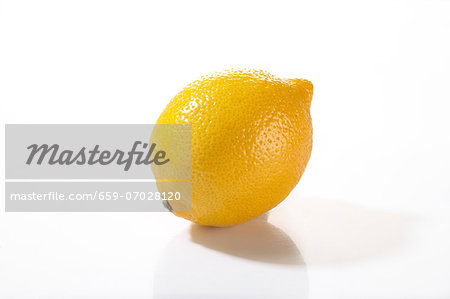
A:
[1,0,450,298]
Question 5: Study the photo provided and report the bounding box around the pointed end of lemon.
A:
[289,78,313,108]
[298,79,314,97]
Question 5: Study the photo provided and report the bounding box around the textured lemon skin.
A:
[157,70,313,227]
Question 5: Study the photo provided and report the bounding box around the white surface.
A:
[1,0,450,298]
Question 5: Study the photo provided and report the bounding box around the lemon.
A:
[155,69,313,227]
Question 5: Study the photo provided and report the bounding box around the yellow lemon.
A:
[155,69,313,227]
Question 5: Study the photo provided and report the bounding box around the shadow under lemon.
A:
[189,213,303,265]
[153,215,308,299]
[270,197,418,266]
[153,197,417,298]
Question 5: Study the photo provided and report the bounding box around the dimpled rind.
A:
[156,69,313,227]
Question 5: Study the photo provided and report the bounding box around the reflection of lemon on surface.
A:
[156,69,313,227]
